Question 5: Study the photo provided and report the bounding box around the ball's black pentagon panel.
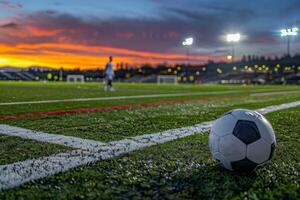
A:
[268,143,276,160]
[231,158,257,172]
[233,120,261,144]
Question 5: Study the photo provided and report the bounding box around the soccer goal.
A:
[157,75,178,84]
[67,75,85,83]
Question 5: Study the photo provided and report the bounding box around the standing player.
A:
[104,56,115,91]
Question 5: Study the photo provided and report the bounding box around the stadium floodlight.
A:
[227,54,233,61]
[226,33,241,62]
[182,37,194,66]
[226,33,241,43]
[182,37,194,46]
[281,27,298,37]
[280,27,298,56]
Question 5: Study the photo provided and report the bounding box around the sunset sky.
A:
[0,0,299,69]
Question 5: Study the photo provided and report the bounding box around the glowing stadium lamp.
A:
[182,37,194,46]
[226,33,241,43]
[227,54,233,61]
[182,37,194,66]
[280,27,298,56]
[281,27,298,37]
[226,33,241,62]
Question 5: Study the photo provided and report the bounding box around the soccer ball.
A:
[209,109,276,173]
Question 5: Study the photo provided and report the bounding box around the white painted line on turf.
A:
[250,90,300,97]
[1,100,300,190]
[0,89,278,106]
[0,122,213,190]
[0,125,105,150]
[256,100,300,114]
[106,121,213,151]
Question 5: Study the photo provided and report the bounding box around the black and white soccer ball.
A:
[209,109,276,173]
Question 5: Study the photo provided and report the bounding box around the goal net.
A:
[67,75,85,83]
[157,75,178,84]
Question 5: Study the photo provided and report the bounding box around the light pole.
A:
[281,27,298,57]
[182,37,194,66]
[226,33,241,62]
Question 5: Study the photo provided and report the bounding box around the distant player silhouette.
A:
[104,56,115,91]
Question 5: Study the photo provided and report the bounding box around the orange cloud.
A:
[0,24,62,38]
[0,43,215,69]
[26,26,62,37]
[0,11,226,69]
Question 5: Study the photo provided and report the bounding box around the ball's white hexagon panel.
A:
[213,152,232,170]
[231,109,263,121]
[247,139,271,164]
[219,134,247,161]
[211,114,237,137]
[209,131,220,153]
[254,117,276,144]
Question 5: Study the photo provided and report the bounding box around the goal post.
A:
[157,75,178,84]
[67,75,85,83]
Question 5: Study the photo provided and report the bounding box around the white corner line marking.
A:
[0,122,213,191]
[0,125,105,150]
[0,100,300,190]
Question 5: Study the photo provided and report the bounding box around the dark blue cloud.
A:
[1,0,300,57]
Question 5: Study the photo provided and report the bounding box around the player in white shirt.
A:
[104,56,115,91]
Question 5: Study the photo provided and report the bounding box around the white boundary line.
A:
[0,125,105,150]
[0,100,300,190]
[0,89,279,106]
[250,90,300,97]
[256,101,300,114]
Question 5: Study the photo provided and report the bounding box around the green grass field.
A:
[0,82,299,199]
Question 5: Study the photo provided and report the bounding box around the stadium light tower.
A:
[226,33,241,62]
[281,27,298,56]
[182,37,194,65]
